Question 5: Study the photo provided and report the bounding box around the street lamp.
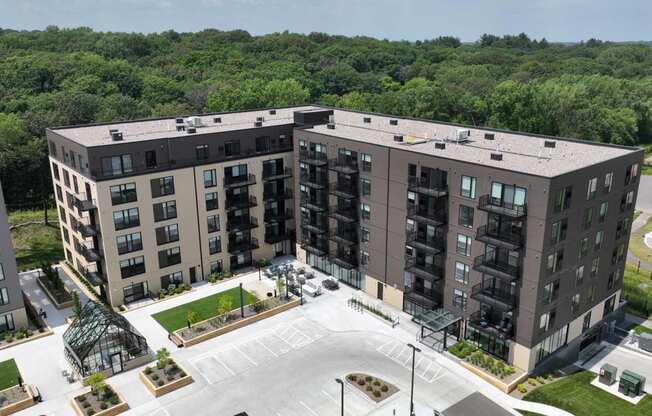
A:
[335,378,344,416]
[407,343,421,416]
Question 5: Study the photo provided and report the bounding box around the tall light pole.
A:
[335,378,344,416]
[407,343,421,416]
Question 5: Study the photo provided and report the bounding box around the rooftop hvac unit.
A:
[175,118,184,124]
[435,142,446,150]
[176,125,186,132]
[110,130,123,141]
[393,135,403,142]
[186,116,203,127]
[544,140,556,148]
[187,127,197,134]
[327,123,335,130]
[363,117,371,123]
[213,117,221,123]
[490,152,503,161]
[456,128,471,141]
[256,116,264,122]
[254,121,263,127]
[269,109,276,115]
[484,133,495,140]
[390,119,398,126]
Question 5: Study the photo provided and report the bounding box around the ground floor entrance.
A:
[123,281,148,304]
[414,309,462,352]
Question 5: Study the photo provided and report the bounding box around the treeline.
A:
[1,26,652,205]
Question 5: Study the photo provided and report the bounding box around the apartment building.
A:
[0,180,28,333]
[47,106,642,372]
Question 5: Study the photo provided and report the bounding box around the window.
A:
[205,192,219,211]
[455,262,469,284]
[407,191,416,205]
[208,215,220,233]
[63,170,70,187]
[298,140,307,152]
[576,265,585,285]
[113,208,140,230]
[204,169,217,187]
[542,280,560,305]
[56,185,63,202]
[73,176,79,194]
[361,178,371,196]
[51,162,60,180]
[458,205,474,228]
[256,136,270,152]
[225,141,240,157]
[588,285,596,303]
[62,228,69,243]
[0,313,14,332]
[120,256,145,279]
[453,289,468,310]
[578,237,589,259]
[460,176,476,199]
[539,309,556,332]
[547,249,564,274]
[153,200,177,222]
[360,153,372,172]
[110,183,137,205]
[116,232,143,255]
[607,272,615,290]
[594,231,604,250]
[49,141,57,157]
[0,288,9,305]
[586,177,597,200]
[623,190,634,210]
[145,150,157,168]
[360,227,370,243]
[582,207,593,230]
[158,246,181,268]
[210,260,223,274]
[571,294,580,313]
[553,186,572,212]
[599,202,608,223]
[361,203,371,220]
[582,312,592,333]
[155,224,179,245]
[59,207,67,224]
[208,236,221,255]
[361,251,369,265]
[625,163,639,185]
[196,144,209,160]
[550,219,567,244]
[151,176,174,198]
[101,154,133,176]
[0,263,4,281]
[604,295,616,315]
[604,172,613,192]
[161,271,183,289]
[456,234,472,256]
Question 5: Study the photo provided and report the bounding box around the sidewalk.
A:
[627,211,652,271]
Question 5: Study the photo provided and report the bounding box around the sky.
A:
[0,0,650,42]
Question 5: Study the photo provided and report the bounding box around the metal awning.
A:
[414,308,461,333]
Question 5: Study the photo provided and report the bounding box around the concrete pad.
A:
[191,355,233,384]
[237,337,277,364]
[257,332,293,355]
[216,347,256,374]
[582,342,651,393]
[590,376,646,405]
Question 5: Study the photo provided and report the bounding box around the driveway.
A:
[636,175,652,213]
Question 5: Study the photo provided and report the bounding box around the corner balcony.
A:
[81,267,105,286]
[299,172,328,189]
[73,220,99,238]
[228,237,259,254]
[76,243,102,263]
[468,310,514,340]
[470,282,518,310]
[223,173,256,189]
[226,216,259,232]
[478,195,527,218]
[328,157,358,175]
[475,225,523,251]
[473,254,520,281]
[404,256,443,281]
[407,176,448,198]
[225,195,257,211]
[404,287,442,310]
[299,149,328,166]
[301,217,328,234]
[406,205,446,227]
[262,167,292,182]
[405,231,444,255]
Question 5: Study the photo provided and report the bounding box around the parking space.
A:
[377,340,443,383]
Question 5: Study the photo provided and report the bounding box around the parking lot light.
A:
[335,378,344,416]
[407,343,421,416]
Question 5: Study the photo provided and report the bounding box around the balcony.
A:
[299,172,328,189]
[406,205,446,227]
[264,187,293,202]
[73,220,99,238]
[470,282,518,310]
[407,176,448,198]
[74,193,96,211]
[468,310,514,340]
[475,225,523,250]
[329,228,358,246]
[329,249,358,269]
[301,237,329,256]
[299,149,328,166]
[329,205,358,223]
[478,195,527,218]
[225,195,257,211]
[405,231,444,254]
[226,216,259,232]
[81,267,105,286]
[264,208,294,223]
[223,173,256,189]
[329,182,358,200]
[265,228,295,244]
[404,287,442,310]
[300,194,327,212]
[262,167,292,181]
[77,243,102,263]
[328,157,358,175]
[404,257,443,281]
[228,237,260,254]
[473,254,520,281]
[301,217,328,234]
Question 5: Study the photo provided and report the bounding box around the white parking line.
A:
[235,344,258,366]
[299,400,319,416]
[257,338,278,356]
[420,361,432,377]
[214,354,236,376]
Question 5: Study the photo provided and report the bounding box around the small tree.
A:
[156,348,171,371]
[186,311,200,328]
[72,291,81,318]
[84,372,106,395]
[276,277,285,299]
[217,296,234,323]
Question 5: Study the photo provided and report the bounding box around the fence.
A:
[347,296,399,327]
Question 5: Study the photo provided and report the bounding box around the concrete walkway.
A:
[627,212,652,272]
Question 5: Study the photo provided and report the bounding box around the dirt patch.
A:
[346,373,398,403]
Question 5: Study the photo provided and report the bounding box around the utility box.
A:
[619,370,646,397]
[640,332,652,352]
[599,364,617,386]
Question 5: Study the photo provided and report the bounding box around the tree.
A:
[155,347,171,370]
[217,297,234,323]
[72,290,81,318]
[276,277,285,299]
[84,372,106,394]
[186,310,200,328]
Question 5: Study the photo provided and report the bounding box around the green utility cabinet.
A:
[599,364,617,386]
[618,370,646,397]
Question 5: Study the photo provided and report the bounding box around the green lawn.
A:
[622,264,652,318]
[152,287,257,332]
[0,359,21,390]
[629,216,652,266]
[624,322,652,335]
[9,209,63,271]
[522,371,652,416]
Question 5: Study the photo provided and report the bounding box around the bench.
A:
[303,281,322,297]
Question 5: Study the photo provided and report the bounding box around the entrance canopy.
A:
[414,308,461,333]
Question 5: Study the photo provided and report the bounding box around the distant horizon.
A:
[0,0,650,43]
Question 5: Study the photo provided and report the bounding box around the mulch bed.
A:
[74,386,122,415]
[0,385,29,407]
[346,373,398,403]
[143,359,187,387]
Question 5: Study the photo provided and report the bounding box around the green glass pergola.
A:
[413,308,462,349]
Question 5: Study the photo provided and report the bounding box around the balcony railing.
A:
[473,254,520,281]
[226,216,259,232]
[329,182,358,199]
[404,257,443,281]
[81,267,105,286]
[264,187,293,201]
[299,194,328,211]
[262,167,292,181]
[329,205,358,223]
[301,237,329,256]
[329,228,358,246]
[264,208,294,223]
[299,172,328,188]
[404,287,442,309]
[74,193,96,211]
[468,310,514,340]
[265,228,295,244]
[475,225,523,250]
[329,249,358,269]
[73,219,99,238]
[228,237,260,254]
[407,176,448,198]
[470,282,518,309]
[328,157,359,174]
[478,195,527,218]
[225,195,257,211]
[223,173,256,188]
[76,243,102,263]
[299,149,328,165]
[405,231,445,254]
[301,217,328,234]
[406,205,447,227]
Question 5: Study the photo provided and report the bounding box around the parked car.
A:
[322,278,339,290]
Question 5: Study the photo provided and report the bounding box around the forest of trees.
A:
[1,27,652,206]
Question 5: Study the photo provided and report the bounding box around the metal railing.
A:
[473,254,520,280]
[478,195,527,217]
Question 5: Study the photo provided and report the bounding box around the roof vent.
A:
[390,119,398,126]
[435,142,446,150]
[456,128,471,142]
[484,133,495,140]
[175,118,184,124]
[363,117,371,123]
[176,125,186,132]
[186,116,203,127]
[187,127,197,134]
[213,117,221,123]
[110,130,123,141]
[394,135,403,142]
[544,140,556,148]
[269,109,276,115]
[256,116,264,122]
[327,123,335,130]
[254,121,263,127]
[490,152,503,161]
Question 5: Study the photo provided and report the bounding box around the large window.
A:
[550,219,567,244]
[204,169,217,187]
[456,234,472,256]
[452,289,467,311]
[361,178,371,196]
[360,153,372,172]
[116,232,143,255]
[586,177,598,200]
[460,176,476,199]
[110,183,137,205]
[209,236,221,255]
[155,224,179,245]
[208,215,220,233]
[491,182,527,207]
[225,141,240,157]
[455,262,469,284]
[599,202,608,223]
[113,208,140,230]
[0,263,4,281]
[546,248,564,274]
[145,150,157,168]
[161,271,183,289]
[0,313,15,332]
[361,203,371,220]
[153,200,177,222]
[120,256,145,279]
[101,154,133,176]
[158,247,181,268]
[151,176,174,198]
[553,186,572,212]
[196,144,209,160]
[533,324,568,365]
[206,192,219,211]
[458,205,474,228]
[582,207,593,230]
[0,288,9,305]
[542,280,560,305]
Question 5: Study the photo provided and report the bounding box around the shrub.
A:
[536,376,546,384]
[100,403,108,410]
[527,378,537,386]
[144,367,152,375]
[357,379,365,386]
[373,390,381,397]
[4,333,13,343]
[179,371,186,377]
[381,385,388,392]
[373,380,381,386]
[347,374,357,382]
[156,347,171,369]
[157,380,164,387]
[84,372,106,395]
[167,375,174,382]
[109,396,119,405]
[365,375,372,382]
[152,374,159,381]
[86,409,95,416]
[82,401,91,408]
[366,385,372,391]
[517,384,527,394]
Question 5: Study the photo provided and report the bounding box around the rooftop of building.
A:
[50,105,640,178]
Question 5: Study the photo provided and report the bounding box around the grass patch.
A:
[152,287,257,333]
[523,371,652,416]
[628,216,652,266]
[0,359,21,390]
[622,264,652,318]
[641,165,652,176]
[624,322,652,335]
[9,209,63,271]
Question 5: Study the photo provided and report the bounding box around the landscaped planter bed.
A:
[0,385,34,415]
[71,385,128,416]
[346,373,398,403]
[139,359,193,397]
[36,273,73,308]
